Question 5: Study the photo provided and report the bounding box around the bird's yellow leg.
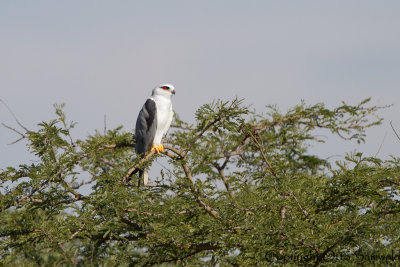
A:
[151,144,158,153]
[157,144,164,153]
[151,144,164,154]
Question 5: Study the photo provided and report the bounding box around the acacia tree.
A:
[1,98,399,266]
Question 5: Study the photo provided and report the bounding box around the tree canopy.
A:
[1,98,399,266]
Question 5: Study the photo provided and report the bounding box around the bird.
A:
[134,84,175,185]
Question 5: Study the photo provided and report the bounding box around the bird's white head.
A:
[152,84,175,98]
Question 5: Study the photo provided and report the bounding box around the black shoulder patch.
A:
[144,99,156,130]
[135,98,158,155]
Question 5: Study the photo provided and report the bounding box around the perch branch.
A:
[123,150,155,183]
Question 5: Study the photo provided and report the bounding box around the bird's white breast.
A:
[151,95,173,144]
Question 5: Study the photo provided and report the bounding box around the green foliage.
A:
[1,98,399,266]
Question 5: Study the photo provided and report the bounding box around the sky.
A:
[1,1,400,169]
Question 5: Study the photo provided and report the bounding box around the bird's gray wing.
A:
[135,98,157,155]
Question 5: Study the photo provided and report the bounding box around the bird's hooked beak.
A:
[172,90,175,95]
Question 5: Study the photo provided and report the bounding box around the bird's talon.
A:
[158,144,164,153]
[151,144,157,153]
[151,144,164,154]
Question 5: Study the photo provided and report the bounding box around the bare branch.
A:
[390,121,400,142]
[0,99,29,132]
[1,122,27,145]
[375,131,387,157]
[7,136,25,145]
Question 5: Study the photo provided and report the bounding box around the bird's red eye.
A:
[161,86,169,90]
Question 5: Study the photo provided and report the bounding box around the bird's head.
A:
[152,84,175,98]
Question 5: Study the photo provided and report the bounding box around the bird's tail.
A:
[141,169,149,185]
[132,168,149,186]
[130,152,149,186]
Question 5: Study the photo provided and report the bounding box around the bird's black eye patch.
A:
[161,86,170,90]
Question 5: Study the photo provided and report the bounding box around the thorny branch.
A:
[181,99,239,158]
[181,161,221,220]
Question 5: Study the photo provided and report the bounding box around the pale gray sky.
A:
[1,1,400,168]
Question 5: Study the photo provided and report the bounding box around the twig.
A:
[103,114,107,135]
[181,118,221,158]
[19,197,44,204]
[78,143,134,159]
[180,100,241,158]
[289,191,309,218]
[124,208,160,217]
[0,99,29,132]
[154,158,178,180]
[375,131,387,157]
[181,161,221,220]
[57,241,76,266]
[1,123,27,145]
[163,145,184,158]
[313,238,344,267]
[61,179,85,202]
[70,210,96,240]
[215,159,235,199]
[390,121,400,142]
[218,168,234,198]
[249,131,278,178]
[41,228,75,266]
[147,242,220,266]
[217,137,251,159]
[13,180,50,208]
